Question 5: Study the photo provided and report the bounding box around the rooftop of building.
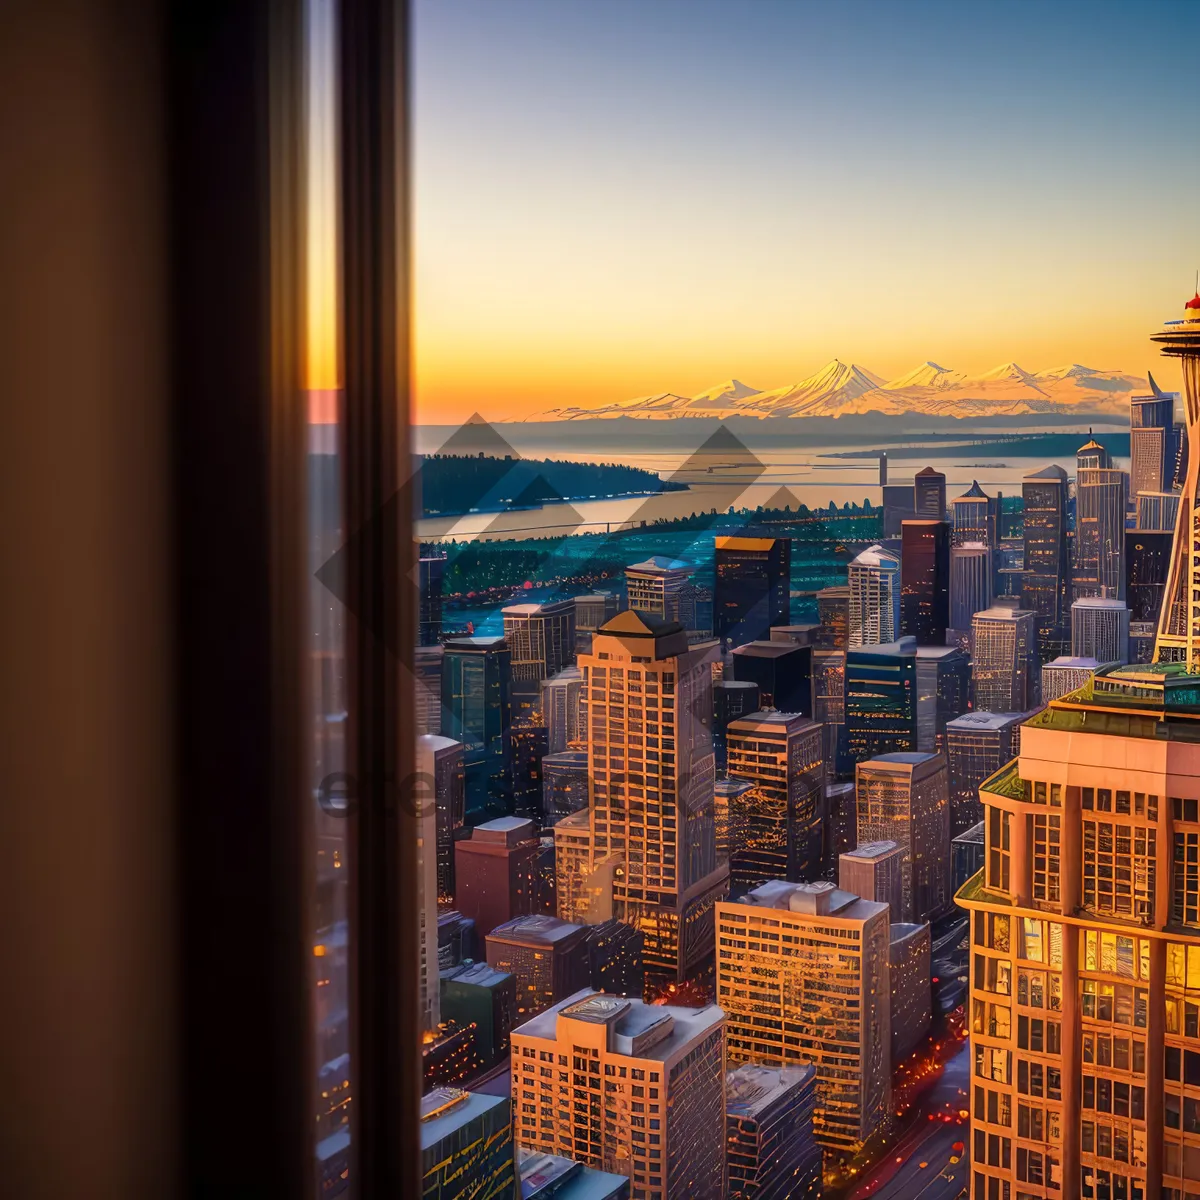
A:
[503,599,573,616]
[956,479,989,500]
[842,839,900,861]
[544,665,583,683]
[728,710,817,734]
[512,988,724,1061]
[1071,596,1129,611]
[1023,463,1068,482]
[861,751,940,767]
[444,635,508,650]
[916,645,966,661]
[916,466,944,478]
[973,603,1033,621]
[850,543,900,568]
[1022,662,1200,740]
[847,636,917,658]
[725,1063,817,1118]
[419,1087,508,1150]
[518,1149,631,1199]
[889,922,930,944]
[952,820,986,846]
[418,733,462,752]
[1044,655,1102,670]
[716,678,760,690]
[945,710,1027,732]
[1077,438,1107,455]
[731,640,806,659]
[542,748,589,765]
[597,609,685,640]
[441,960,511,989]
[487,914,584,947]
[626,555,691,574]
[736,879,889,923]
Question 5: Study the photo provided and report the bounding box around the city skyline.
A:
[403,0,1200,424]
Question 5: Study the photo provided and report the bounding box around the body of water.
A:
[416,435,1128,543]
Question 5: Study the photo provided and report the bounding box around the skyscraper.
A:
[420,1087,516,1200]
[454,816,540,938]
[1126,529,1173,624]
[915,644,970,752]
[845,637,918,767]
[725,712,825,891]
[1155,293,1200,668]
[914,465,947,519]
[442,636,513,824]
[950,541,993,634]
[574,590,621,653]
[900,519,951,645]
[1040,655,1103,703]
[1071,595,1131,664]
[882,482,916,537]
[485,914,590,1020]
[510,990,727,1200]
[419,553,446,647]
[944,710,1025,837]
[725,1064,823,1200]
[1130,379,1176,500]
[415,643,445,736]
[839,840,904,916]
[625,556,695,630]
[716,881,892,1154]
[888,922,932,1062]
[951,479,997,546]
[503,599,577,723]
[971,603,1037,713]
[1134,491,1180,535]
[847,543,901,647]
[1023,463,1071,663]
[579,611,727,984]
[510,721,549,823]
[816,584,850,649]
[541,749,589,824]
[712,679,760,771]
[714,535,791,647]
[1073,441,1129,602]
[813,648,847,781]
[541,665,584,753]
[956,662,1200,1200]
[415,743,442,1031]
[418,733,466,904]
[854,751,951,923]
[729,640,811,714]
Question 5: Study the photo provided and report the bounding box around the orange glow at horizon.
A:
[306,0,340,403]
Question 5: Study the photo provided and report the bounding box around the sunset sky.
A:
[407,0,1199,425]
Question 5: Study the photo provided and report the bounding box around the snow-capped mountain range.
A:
[537,360,1150,421]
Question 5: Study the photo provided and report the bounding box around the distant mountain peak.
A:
[883,362,959,390]
[691,378,761,405]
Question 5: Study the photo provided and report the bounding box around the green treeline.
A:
[418,454,684,516]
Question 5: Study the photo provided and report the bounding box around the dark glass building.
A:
[541,749,589,825]
[713,679,761,771]
[914,465,947,519]
[442,636,514,824]
[1022,463,1070,663]
[816,584,850,649]
[900,519,950,645]
[419,1088,516,1200]
[714,535,790,647]
[915,645,970,753]
[844,637,918,769]
[419,553,446,646]
[1126,529,1172,624]
[726,1064,822,1200]
[944,710,1025,836]
[730,641,811,715]
[510,722,549,825]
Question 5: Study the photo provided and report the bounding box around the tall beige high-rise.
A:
[1154,294,1200,668]
[575,611,728,985]
[716,880,892,1154]
[957,663,1200,1200]
[510,990,727,1199]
